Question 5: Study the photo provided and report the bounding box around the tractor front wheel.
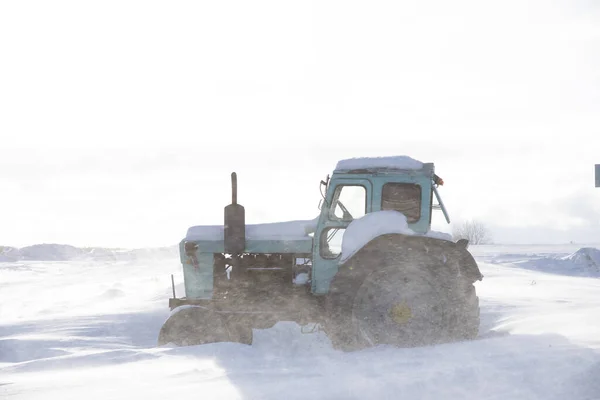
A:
[157,306,253,347]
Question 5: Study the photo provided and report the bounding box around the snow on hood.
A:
[340,210,452,264]
[185,217,319,241]
[335,155,424,171]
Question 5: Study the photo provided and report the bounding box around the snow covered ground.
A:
[1,244,600,400]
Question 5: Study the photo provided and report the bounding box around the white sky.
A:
[1,0,600,248]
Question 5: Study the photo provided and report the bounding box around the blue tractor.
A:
[158,156,483,350]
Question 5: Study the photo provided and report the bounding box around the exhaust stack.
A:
[224,172,246,254]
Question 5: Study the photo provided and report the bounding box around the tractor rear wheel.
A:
[351,265,453,348]
[324,235,480,351]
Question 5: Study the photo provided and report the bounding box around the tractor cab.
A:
[309,156,451,293]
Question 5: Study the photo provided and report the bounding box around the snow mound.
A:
[340,210,453,264]
[186,217,319,241]
[563,247,600,272]
[335,155,424,171]
[507,247,600,277]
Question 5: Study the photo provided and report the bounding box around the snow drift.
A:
[564,247,600,273]
[483,246,600,278]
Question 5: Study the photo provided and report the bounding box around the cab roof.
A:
[334,156,434,175]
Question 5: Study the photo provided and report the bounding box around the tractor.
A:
[158,156,483,351]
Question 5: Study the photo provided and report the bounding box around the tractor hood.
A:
[186,217,318,242]
[182,217,319,255]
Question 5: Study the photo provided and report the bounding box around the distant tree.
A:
[452,219,492,245]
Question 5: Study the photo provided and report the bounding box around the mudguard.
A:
[340,232,483,284]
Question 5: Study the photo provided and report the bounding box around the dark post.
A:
[231,171,238,204]
[171,274,176,298]
[224,172,246,254]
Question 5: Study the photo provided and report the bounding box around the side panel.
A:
[178,239,314,300]
[183,251,214,300]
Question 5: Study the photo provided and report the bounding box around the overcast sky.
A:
[1,0,600,248]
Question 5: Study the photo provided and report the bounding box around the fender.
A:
[338,210,453,265]
[339,231,483,283]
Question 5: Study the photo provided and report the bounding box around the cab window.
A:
[330,185,366,221]
[381,183,421,223]
[319,227,345,259]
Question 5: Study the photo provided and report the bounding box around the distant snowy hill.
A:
[472,245,600,278]
[514,247,600,277]
[0,243,179,262]
[0,246,19,262]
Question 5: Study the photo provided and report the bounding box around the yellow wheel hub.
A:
[390,303,412,325]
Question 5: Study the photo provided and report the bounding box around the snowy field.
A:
[1,244,600,400]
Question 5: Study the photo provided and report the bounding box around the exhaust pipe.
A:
[224,172,246,254]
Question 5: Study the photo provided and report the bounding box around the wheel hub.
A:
[389,302,412,325]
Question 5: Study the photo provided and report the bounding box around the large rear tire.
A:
[324,234,480,351]
[352,265,453,348]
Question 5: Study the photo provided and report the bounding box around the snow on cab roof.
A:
[335,156,425,172]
